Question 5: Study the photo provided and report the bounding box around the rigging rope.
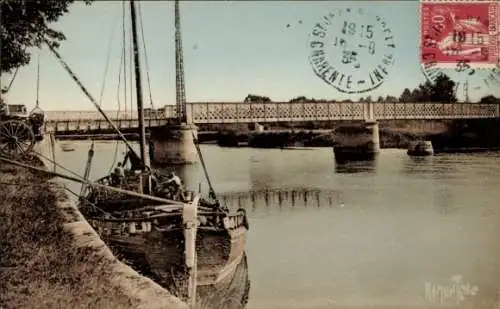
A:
[31,148,86,180]
[137,2,154,111]
[98,8,120,106]
[43,37,141,160]
[122,0,128,117]
[64,185,113,217]
[2,67,19,94]
[128,11,134,120]
[105,2,127,174]
[0,155,185,205]
[35,52,40,108]
[108,31,126,175]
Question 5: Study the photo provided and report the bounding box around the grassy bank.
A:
[0,161,138,309]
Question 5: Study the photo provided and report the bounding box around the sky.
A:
[2,0,499,111]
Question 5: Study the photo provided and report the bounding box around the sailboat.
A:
[49,0,250,307]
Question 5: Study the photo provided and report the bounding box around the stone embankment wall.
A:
[35,137,187,309]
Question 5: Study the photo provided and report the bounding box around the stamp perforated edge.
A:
[419,0,499,68]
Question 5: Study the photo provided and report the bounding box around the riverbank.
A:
[0,158,186,309]
[208,119,500,153]
[212,129,419,149]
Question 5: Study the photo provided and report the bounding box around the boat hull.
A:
[407,141,434,157]
[87,213,248,305]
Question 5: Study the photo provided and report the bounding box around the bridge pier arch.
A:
[149,123,198,165]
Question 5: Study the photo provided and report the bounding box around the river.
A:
[41,141,500,309]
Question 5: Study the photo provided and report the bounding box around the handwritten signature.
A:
[425,275,479,305]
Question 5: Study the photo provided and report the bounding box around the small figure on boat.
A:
[111,162,125,186]
[161,171,184,200]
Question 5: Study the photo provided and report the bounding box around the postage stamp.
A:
[308,8,396,94]
[420,0,499,68]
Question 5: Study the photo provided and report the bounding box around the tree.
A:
[416,81,433,102]
[479,95,500,104]
[410,89,421,101]
[385,95,398,103]
[1,0,93,74]
[289,96,307,103]
[430,74,456,102]
[376,96,384,102]
[399,88,412,102]
[244,94,271,103]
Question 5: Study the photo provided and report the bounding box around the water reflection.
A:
[334,158,378,174]
[401,154,460,179]
[216,188,343,211]
[196,252,251,309]
[162,252,251,309]
[435,183,456,216]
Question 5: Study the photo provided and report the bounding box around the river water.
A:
[41,141,500,309]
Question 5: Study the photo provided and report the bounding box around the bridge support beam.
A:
[149,123,198,165]
[333,120,380,164]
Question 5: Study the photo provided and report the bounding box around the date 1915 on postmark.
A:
[309,8,396,94]
[420,0,499,68]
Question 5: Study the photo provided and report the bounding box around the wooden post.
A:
[50,133,56,173]
[183,196,199,309]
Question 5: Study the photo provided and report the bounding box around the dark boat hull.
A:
[407,141,434,157]
[87,214,248,306]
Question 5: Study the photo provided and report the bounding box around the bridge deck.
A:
[43,102,500,133]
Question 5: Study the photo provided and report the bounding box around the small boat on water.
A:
[60,143,75,152]
[407,140,434,157]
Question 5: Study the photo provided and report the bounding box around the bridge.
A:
[44,101,500,133]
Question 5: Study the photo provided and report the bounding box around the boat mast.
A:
[129,0,151,192]
[175,0,187,123]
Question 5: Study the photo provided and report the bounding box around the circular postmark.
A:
[308,8,396,94]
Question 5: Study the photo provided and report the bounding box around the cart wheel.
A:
[0,120,35,158]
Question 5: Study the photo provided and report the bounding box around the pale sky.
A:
[2,1,499,111]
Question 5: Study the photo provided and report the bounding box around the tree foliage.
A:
[244,94,271,103]
[289,96,334,103]
[397,74,457,103]
[398,88,412,102]
[430,74,457,102]
[0,0,93,74]
[247,73,498,104]
[479,95,500,104]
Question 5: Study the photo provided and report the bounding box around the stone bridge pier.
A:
[333,102,380,164]
[149,123,198,165]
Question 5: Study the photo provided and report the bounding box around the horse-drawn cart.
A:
[0,101,44,158]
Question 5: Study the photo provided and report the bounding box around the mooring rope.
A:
[0,155,185,206]
[31,148,88,180]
